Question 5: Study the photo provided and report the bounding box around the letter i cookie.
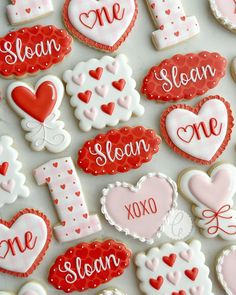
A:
[146,0,200,50]
[179,163,236,240]
[63,54,144,131]
[135,240,213,295]
[7,0,54,25]
[0,281,47,295]
[34,157,102,243]
[7,75,71,153]
[0,136,29,208]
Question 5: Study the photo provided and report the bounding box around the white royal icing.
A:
[135,240,213,295]
[7,0,54,25]
[179,163,236,240]
[0,136,29,207]
[63,54,144,131]
[7,75,71,153]
[0,281,47,295]
[97,289,126,295]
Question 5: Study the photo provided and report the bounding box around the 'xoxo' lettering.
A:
[125,198,158,220]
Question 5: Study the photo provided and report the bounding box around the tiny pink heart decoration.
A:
[101,173,177,244]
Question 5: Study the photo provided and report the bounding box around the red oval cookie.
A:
[142,52,227,102]
[0,25,72,78]
[48,240,131,293]
[77,126,161,175]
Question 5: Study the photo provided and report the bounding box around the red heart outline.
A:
[79,10,97,29]
[0,208,52,277]
[160,96,234,165]
[63,0,138,52]
[177,125,195,143]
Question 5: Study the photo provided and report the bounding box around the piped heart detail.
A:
[149,276,164,290]
[0,162,9,176]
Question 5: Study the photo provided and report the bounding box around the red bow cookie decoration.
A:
[63,0,138,52]
[0,209,51,277]
[78,126,161,175]
[48,240,131,292]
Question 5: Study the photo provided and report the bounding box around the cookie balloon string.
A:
[202,204,236,235]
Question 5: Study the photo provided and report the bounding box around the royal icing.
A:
[34,157,101,243]
[78,126,161,175]
[0,25,72,78]
[160,96,234,165]
[135,240,213,295]
[7,0,54,25]
[63,0,138,52]
[97,289,126,295]
[63,55,144,131]
[146,0,200,50]
[209,0,236,32]
[0,209,51,277]
[0,281,47,295]
[142,52,227,102]
[101,172,177,244]
[48,240,131,292]
[0,136,29,207]
[217,245,236,294]
[7,75,71,153]
[179,163,236,240]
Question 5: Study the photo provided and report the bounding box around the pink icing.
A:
[105,176,175,239]
[215,0,236,24]
[189,169,233,211]
[221,248,236,294]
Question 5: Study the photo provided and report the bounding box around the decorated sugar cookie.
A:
[7,0,54,25]
[34,157,102,243]
[63,55,144,131]
[97,289,126,295]
[78,126,161,175]
[217,245,236,294]
[160,96,234,165]
[145,0,200,50]
[179,163,236,240]
[63,0,138,52]
[230,56,236,82]
[135,240,213,295]
[142,52,227,102]
[0,281,47,295]
[0,25,72,78]
[0,209,51,277]
[48,240,131,292]
[101,172,177,244]
[209,0,236,32]
[0,136,29,208]
[7,75,71,153]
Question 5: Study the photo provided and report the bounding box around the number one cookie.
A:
[147,0,200,50]
[34,157,102,243]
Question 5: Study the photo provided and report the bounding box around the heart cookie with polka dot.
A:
[63,54,144,131]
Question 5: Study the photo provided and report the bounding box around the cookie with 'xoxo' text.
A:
[0,281,47,295]
[63,54,144,131]
[160,96,234,165]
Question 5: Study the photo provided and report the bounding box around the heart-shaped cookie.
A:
[161,96,234,165]
[63,0,138,52]
[101,173,177,244]
[0,281,47,295]
[217,245,236,294]
[0,209,51,277]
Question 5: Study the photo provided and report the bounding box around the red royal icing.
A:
[184,267,199,281]
[0,162,9,176]
[0,25,72,78]
[149,276,164,290]
[89,67,103,80]
[162,254,177,267]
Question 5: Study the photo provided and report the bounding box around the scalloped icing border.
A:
[101,172,178,244]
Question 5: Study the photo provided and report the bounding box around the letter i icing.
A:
[147,0,200,50]
[34,157,102,243]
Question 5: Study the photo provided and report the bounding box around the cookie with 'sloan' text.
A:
[142,51,227,102]
[48,240,131,293]
[0,208,51,277]
[62,0,138,52]
[78,126,161,175]
[160,96,234,165]
[101,172,177,244]
[63,54,144,131]
[0,281,47,295]
[135,240,213,295]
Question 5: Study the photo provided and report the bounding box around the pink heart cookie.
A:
[217,245,236,295]
[101,173,178,244]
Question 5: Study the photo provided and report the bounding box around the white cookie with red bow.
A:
[63,54,144,132]
[179,163,236,240]
[0,136,29,208]
[0,281,47,295]
[7,75,71,153]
